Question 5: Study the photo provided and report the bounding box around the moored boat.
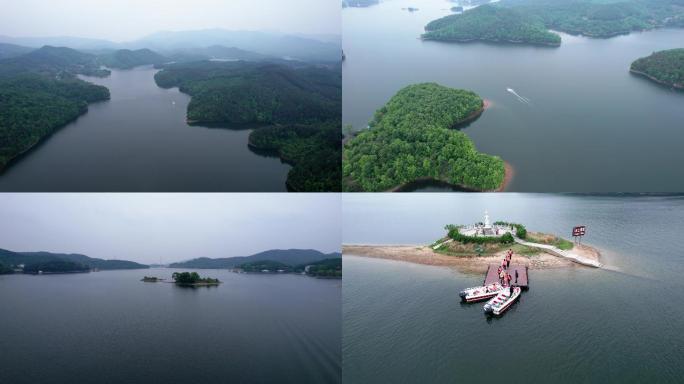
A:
[459,282,504,303]
[483,286,521,316]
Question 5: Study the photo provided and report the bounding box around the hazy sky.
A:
[0,194,340,264]
[0,0,340,41]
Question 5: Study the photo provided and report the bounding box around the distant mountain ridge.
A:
[98,48,170,69]
[0,248,149,270]
[0,29,342,63]
[0,43,33,60]
[169,249,341,269]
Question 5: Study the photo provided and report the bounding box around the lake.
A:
[343,193,684,383]
[0,269,341,384]
[343,0,684,192]
[0,67,291,191]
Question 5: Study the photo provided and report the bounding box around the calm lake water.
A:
[0,269,341,384]
[343,193,684,383]
[343,0,684,192]
[0,67,290,191]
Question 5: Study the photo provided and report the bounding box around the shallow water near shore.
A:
[0,66,291,191]
[0,269,341,384]
[343,194,684,383]
[343,0,684,192]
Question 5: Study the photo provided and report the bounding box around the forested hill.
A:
[0,43,33,60]
[0,46,110,170]
[630,48,684,90]
[0,248,149,270]
[423,5,561,46]
[170,249,341,269]
[498,0,684,38]
[343,83,505,192]
[97,48,169,69]
[0,45,109,77]
[154,60,342,191]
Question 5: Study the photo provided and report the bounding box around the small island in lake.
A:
[422,5,561,46]
[343,82,506,192]
[344,211,601,272]
[630,48,684,90]
[171,271,221,286]
[141,276,164,282]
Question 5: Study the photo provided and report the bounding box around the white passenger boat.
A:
[483,286,521,316]
[459,282,504,303]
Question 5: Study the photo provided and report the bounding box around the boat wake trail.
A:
[506,88,531,104]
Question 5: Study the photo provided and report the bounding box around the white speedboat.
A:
[459,282,504,303]
[483,286,521,316]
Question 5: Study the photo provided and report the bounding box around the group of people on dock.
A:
[497,249,517,287]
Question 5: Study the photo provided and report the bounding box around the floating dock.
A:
[484,264,528,289]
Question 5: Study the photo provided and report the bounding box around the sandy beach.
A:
[343,243,600,274]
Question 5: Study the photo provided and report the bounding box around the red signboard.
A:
[572,226,586,237]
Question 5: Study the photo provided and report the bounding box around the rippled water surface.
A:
[0,269,341,384]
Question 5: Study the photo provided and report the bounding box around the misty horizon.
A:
[0,194,341,264]
[0,27,341,44]
[0,0,340,42]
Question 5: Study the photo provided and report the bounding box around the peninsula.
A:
[342,83,506,192]
[154,61,342,192]
[630,48,684,90]
[423,0,684,47]
[423,5,561,46]
[344,213,601,272]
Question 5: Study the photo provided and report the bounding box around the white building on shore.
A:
[458,210,515,238]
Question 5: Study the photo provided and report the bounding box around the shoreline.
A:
[422,36,561,48]
[343,243,601,274]
[386,160,513,192]
[629,69,684,91]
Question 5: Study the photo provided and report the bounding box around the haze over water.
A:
[343,0,684,192]
[0,67,291,191]
[343,194,684,383]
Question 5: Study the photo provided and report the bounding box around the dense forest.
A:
[343,83,505,192]
[97,48,169,69]
[154,61,342,191]
[23,260,90,274]
[630,48,684,89]
[0,46,112,169]
[423,5,561,46]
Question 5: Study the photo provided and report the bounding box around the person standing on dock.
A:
[515,269,519,284]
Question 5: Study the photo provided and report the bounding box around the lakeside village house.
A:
[458,211,515,238]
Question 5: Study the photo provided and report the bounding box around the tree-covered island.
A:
[342,83,505,192]
[630,48,684,90]
[171,271,221,286]
[154,61,342,191]
[423,5,561,46]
